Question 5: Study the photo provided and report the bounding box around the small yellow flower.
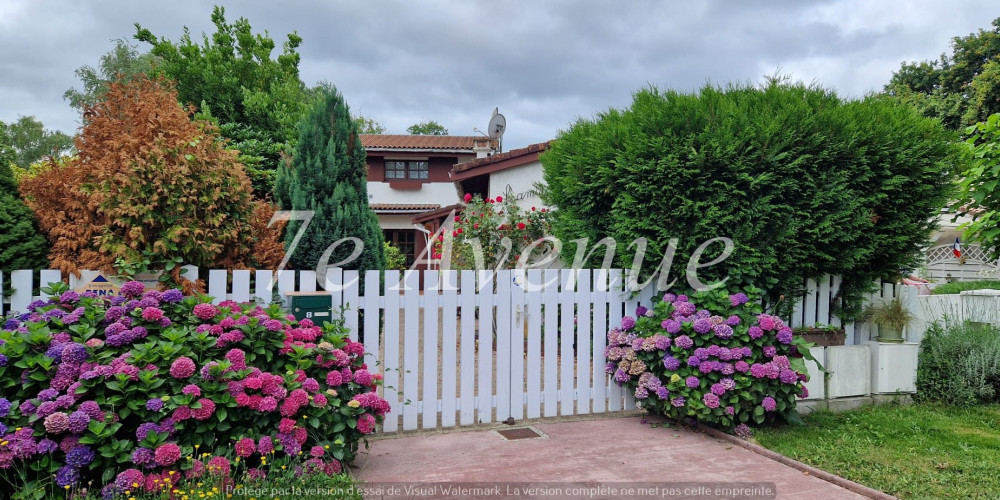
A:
[168,470,175,475]
[281,465,286,470]
[133,482,139,488]
[234,457,240,463]
[324,445,329,449]
[670,374,681,383]
[64,485,70,490]
[14,428,21,431]
[161,395,170,401]
[347,400,360,408]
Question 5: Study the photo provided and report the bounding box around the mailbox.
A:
[285,292,333,322]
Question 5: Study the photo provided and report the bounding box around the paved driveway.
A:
[353,416,879,499]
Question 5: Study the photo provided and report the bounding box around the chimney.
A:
[473,138,495,158]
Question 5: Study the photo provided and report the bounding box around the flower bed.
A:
[606,289,817,435]
[0,281,389,497]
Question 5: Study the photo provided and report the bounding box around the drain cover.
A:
[497,427,542,440]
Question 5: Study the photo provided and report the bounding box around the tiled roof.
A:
[452,141,551,173]
[361,134,496,151]
[369,203,441,212]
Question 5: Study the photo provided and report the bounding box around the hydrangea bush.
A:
[607,288,818,434]
[0,281,388,496]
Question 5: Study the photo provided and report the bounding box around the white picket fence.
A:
[0,268,905,433]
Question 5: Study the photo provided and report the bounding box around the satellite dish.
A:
[487,108,506,148]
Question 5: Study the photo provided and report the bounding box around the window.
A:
[384,160,429,181]
[384,229,416,267]
[407,161,428,180]
[386,161,406,179]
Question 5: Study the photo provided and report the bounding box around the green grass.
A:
[754,403,1000,499]
[931,280,1000,295]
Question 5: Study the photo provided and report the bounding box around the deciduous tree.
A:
[407,120,448,135]
[135,6,309,197]
[19,76,284,289]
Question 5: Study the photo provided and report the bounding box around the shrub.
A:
[542,80,961,319]
[0,281,388,495]
[916,320,1000,405]
[607,287,816,432]
[433,194,553,270]
[930,280,1000,295]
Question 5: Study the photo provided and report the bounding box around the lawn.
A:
[753,403,1000,499]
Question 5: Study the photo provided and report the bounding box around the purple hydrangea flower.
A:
[662,356,681,371]
[762,396,777,412]
[653,335,671,350]
[750,363,768,378]
[38,388,59,401]
[703,393,720,408]
[120,281,145,298]
[620,316,636,331]
[162,289,184,303]
[734,423,752,439]
[37,438,58,454]
[672,301,696,317]
[780,369,799,384]
[614,369,629,383]
[685,376,700,388]
[711,383,726,396]
[721,363,735,375]
[55,465,79,488]
[66,446,95,467]
[670,397,686,408]
[763,346,777,357]
[674,335,693,349]
[662,293,677,302]
[748,326,764,339]
[726,315,741,326]
[687,356,701,367]
[713,324,734,339]
[661,319,681,334]
[777,327,793,344]
[0,398,10,416]
[655,387,670,399]
[136,422,159,441]
[635,305,648,317]
[68,411,90,434]
[730,293,749,307]
[132,447,154,465]
[692,318,712,334]
[146,399,164,411]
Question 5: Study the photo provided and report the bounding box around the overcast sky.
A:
[0,0,996,150]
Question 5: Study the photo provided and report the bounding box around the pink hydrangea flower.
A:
[169,357,196,379]
[193,303,218,321]
[357,413,376,434]
[154,443,181,466]
[192,398,215,420]
[235,438,256,457]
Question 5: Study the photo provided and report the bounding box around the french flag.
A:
[953,237,962,258]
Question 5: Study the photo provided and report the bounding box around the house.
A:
[362,134,496,268]
[450,141,550,210]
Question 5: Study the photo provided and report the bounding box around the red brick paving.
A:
[353,416,877,499]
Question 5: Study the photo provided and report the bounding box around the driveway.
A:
[353,415,883,499]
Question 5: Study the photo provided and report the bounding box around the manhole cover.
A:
[497,427,542,440]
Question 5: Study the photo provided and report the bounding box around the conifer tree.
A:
[277,86,385,274]
[0,145,49,272]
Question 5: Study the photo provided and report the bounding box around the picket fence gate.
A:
[0,268,903,433]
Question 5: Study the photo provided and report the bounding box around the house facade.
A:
[362,134,495,267]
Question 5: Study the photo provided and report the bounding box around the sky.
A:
[0,0,997,151]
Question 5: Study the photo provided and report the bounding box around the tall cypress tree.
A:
[277,85,385,275]
[0,144,49,272]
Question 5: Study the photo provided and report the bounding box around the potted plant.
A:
[864,296,913,343]
[793,323,846,346]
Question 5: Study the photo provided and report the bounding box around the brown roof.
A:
[361,134,496,152]
[451,141,551,180]
[369,203,441,212]
[412,204,464,224]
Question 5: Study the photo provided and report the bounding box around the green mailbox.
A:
[285,291,333,322]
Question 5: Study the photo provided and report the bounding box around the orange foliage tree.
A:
[20,76,284,289]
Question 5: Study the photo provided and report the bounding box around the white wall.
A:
[488,160,546,210]
[378,214,422,230]
[367,181,460,206]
